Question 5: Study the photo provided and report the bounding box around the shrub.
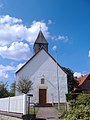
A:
[64,104,90,120]
[76,94,90,106]
[63,94,90,119]
[66,93,80,101]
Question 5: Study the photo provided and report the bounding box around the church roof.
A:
[16,48,67,74]
[34,30,48,44]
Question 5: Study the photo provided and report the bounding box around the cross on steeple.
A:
[40,25,42,31]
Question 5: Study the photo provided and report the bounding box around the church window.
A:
[41,78,45,84]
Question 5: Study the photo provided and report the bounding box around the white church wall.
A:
[16,49,68,103]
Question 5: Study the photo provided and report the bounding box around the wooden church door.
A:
[39,89,46,104]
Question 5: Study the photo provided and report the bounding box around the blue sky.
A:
[0,0,90,85]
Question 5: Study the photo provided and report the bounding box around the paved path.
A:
[0,114,22,120]
[36,107,58,120]
[0,111,22,120]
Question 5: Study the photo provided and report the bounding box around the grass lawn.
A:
[28,106,39,114]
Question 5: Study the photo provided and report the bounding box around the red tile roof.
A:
[75,74,90,86]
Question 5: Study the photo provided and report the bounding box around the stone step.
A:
[35,103,52,107]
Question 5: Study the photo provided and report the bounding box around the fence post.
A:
[23,94,27,115]
[8,97,10,112]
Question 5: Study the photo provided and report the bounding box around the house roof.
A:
[16,48,67,74]
[75,74,90,86]
[34,30,48,44]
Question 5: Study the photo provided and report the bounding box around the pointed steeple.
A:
[34,30,48,54]
[35,30,48,44]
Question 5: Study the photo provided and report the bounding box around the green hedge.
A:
[64,104,90,120]
[66,93,80,101]
[63,94,90,119]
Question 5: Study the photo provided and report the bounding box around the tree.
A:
[9,81,16,96]
[62,67,78,92]
[0,81,9,98]
[16,77,33,94]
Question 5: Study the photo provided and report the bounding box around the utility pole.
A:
[56,50,60,112]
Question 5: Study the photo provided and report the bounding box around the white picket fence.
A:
[0,94,27,115]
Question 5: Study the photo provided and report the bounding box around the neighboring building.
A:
[75,74,90,94]
[16,30,68,104]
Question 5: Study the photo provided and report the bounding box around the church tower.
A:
[33,30,48,54]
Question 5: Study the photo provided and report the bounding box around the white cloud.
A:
[0,15,49,46]
[56,35,68,42]
[48,20,52,24]
[48,20,55,25]
[51,35,68,43]
[88,50,90,57]
[52,45,57,51]
[0,22,28,46]
[74,72,82,78]
[0,64,16,80]
[0,42,31,61]
[27,21,49,44]
[0,15,69,61]
[0,15,50,60]
[0,15,22,24]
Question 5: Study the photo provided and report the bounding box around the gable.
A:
[16,48,67,76]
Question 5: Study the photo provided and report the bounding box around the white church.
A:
[16,30,68,104]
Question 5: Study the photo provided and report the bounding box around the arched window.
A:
[41,78,45,84]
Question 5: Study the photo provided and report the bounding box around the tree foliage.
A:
[9,81,16,96]
[62,67,78,92]
[0,78,33,97]
[16,77,33,94]
[0,81,9,98]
